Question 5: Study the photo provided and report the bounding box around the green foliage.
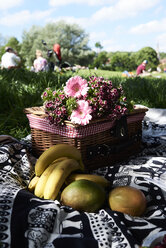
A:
[95,42,103,54]
[159,52,166,60]
[134,46,159,70]
[92,51,109,69]
[6,37,21,52]
[110,52,137,71]
[95,42,103,50]
[21,25,42,67]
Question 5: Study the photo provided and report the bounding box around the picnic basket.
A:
[24,106,148,170]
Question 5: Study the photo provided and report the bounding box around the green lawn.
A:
[77,69,166,79]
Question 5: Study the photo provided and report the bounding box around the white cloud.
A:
[90,31,107,40]
[88,32,123,51]
[92,0,160,22]
[102,39,123,51]
[49,0,115,7]
[0,9,54,26]
[0,0,23,10]
[130,18,166,34]
[46,15,89,29]
[47,0,161,30]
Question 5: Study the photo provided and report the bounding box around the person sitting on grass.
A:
[136,60,148,76]
[33,50,48,72]
[1,47,21,69]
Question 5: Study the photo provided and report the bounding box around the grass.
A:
[0,68,166,140]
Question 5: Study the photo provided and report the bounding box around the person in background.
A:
[136,60,148,76]
[53,43,62,66]
[33,50,48,72]
[1,47,21,69]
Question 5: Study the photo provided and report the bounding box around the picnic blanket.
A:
[1,108,166,248]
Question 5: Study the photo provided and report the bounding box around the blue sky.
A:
[0,0,166,53]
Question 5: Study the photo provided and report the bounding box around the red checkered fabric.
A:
[27,114,115,138]
[26,113,145,139]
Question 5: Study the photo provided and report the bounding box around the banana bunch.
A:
[28,143,110,201]
[35,143,84,176]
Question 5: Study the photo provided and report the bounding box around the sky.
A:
[0,0,166,53]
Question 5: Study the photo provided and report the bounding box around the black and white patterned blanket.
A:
[1,111,166,248]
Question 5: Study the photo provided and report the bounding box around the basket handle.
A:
[110,116,128,138]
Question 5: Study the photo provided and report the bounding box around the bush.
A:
[134,47,159,71]
[110,52,136,71]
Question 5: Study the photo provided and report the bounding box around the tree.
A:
[5,37,21,52]
[135,46,159,71]
[110,52,136,71]
[95,42,103,53]
[21,25,42,67]
[20,21,94,67]
[92,51,108,69]
[159,52,166,60]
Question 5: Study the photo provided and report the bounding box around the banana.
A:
[28,176,40,192]
[44,158,82,200]
[35,144,84,176]
[34,157,68,198]
[66,173,110,188]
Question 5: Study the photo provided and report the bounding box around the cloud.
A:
[90,31,107,41]
[130,18,166,34]
[49,0,115,7]
[0,9,54,26]
[92,0,160,22]
[47,0,161,30]
[46,15,89,29]
[102,39,123,51]
[0,0,23,10]
[88,32,123,51]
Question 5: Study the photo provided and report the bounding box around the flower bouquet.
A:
[41,75,130,126]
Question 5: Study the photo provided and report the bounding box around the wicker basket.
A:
[24,106,148,170]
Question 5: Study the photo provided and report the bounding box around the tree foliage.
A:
[160,52,166,60]
[134,46,159,70]
[20,21,94,67]
[95,42,103,53]
[0,25,160,72]
[92,51,108,69]
[110,52,137,71]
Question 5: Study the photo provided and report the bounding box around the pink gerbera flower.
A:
[64,76,89,98]
[70,100,92,125]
